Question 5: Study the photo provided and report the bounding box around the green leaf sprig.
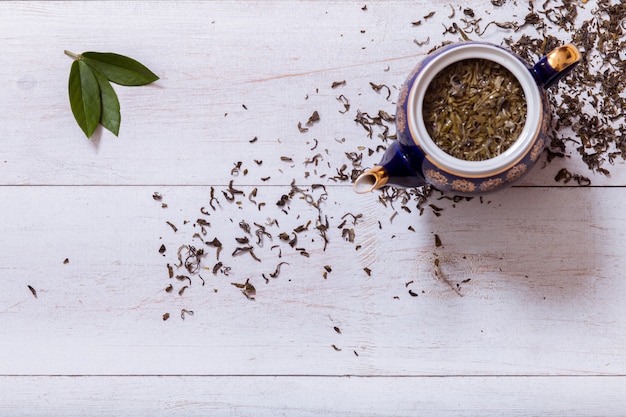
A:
[65,50,159,138]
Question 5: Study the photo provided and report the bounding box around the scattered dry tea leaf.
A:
[166,221,178,232]
[27,285,37,299]
[232,246,261,262]
[269,262,289,278]
[232,279,256,300]
[306,110,320,126]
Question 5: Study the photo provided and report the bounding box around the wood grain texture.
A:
[1,376,626,417]
[0,1,624,416]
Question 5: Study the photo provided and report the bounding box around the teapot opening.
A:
[354,166,388,194]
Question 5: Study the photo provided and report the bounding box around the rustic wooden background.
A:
[1,1,625,415]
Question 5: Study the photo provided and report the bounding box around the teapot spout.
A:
[353,141,427,193]
[354,166,389,194]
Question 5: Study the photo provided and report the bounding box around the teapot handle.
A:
[532,44,581,89]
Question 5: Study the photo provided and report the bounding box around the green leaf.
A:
[65,49,158,138]
[68,60,101,138]
[93,70,121,136]
[81,52,159,86]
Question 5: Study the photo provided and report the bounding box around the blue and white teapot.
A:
[354,42,580,195]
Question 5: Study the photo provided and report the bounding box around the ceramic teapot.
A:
[354,41,581,195]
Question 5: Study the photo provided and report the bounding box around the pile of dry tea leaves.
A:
[423,58,527,161]
[504,1,626,176]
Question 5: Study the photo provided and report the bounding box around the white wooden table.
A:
[2,1,626,415]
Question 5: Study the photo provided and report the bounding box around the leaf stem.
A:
[64,50,82,60]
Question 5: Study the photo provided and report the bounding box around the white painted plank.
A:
[0,1,621,187]
[1,185,625,376]
[0,375,625,417]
